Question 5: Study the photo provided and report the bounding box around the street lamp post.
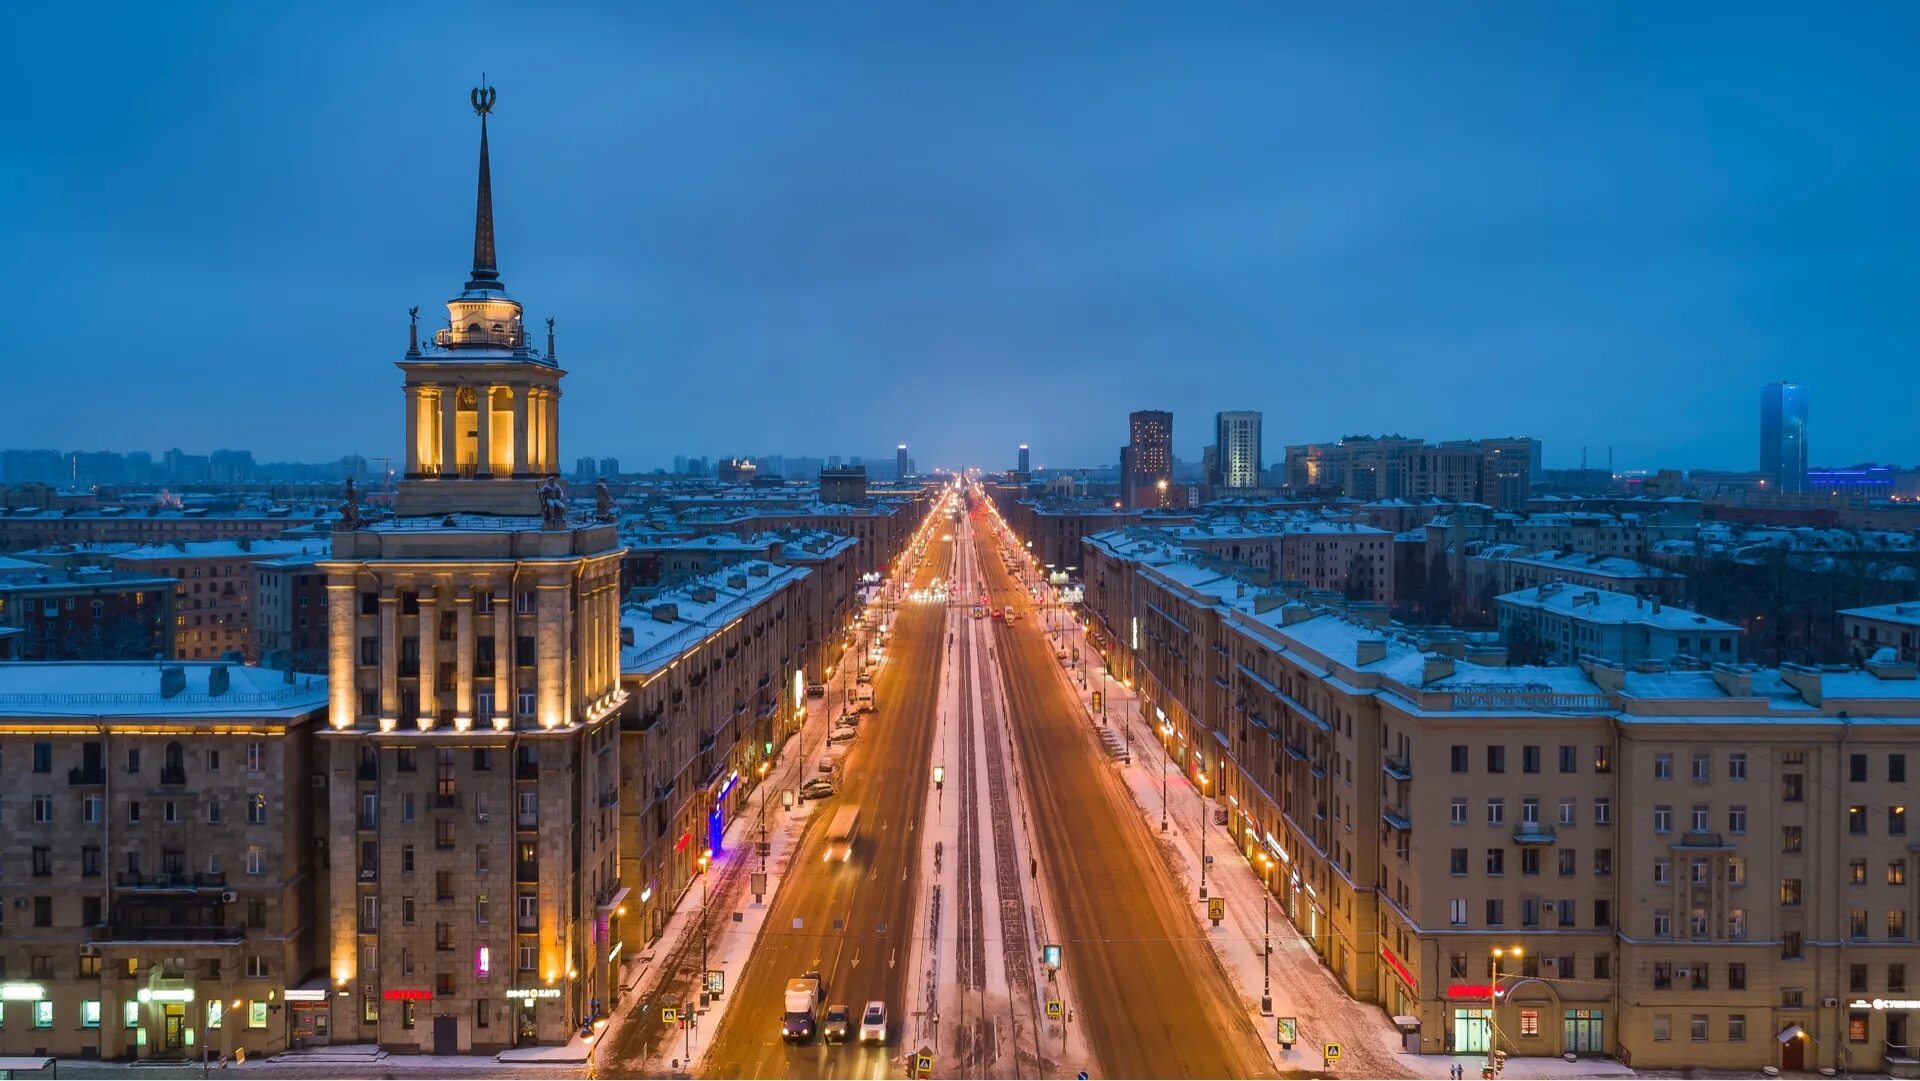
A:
[1198,767,1210,901]
[757,762,769,873]
[1160,724,1170,832]
[1488,945,1521,1077]
[698,850,713,981]
[1259,854,1273,1014]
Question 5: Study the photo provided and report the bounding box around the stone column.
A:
[512,387,530,478]
[379,589,398,722]
[476,387,494,477]
[326,581,358,729]
[440,385,459,478]
[418,585,439,721]
[537,581,567,728]
[492,587,511,725]
[456,586,476,723]
[403,386,421,476]
[544,391,561,479]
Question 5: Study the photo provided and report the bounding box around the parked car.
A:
[822,1003,851,1042]
[835,713,860,729]
[817,757,835,774]
[827,729,857,745]
[801,779,836,800]
[806,683,827,698]
[859,1001,888,1044]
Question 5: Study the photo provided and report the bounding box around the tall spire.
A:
[466,81,502,293]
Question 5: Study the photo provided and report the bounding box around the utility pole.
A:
[1199,768,1209,901]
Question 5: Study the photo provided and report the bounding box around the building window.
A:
[1781,878,1803,906]
[1892,911,1908,939]
[1728,805,1746,833]
[1654,753,1672,781]
[1653,910,1671,938]
[1519,1009,1539,1038]
[33,1002,51,1029]
[1691,805,1709,832]
[1522,746,1540,774]
[1895,754,1909,784]
[1894,806,1909,835]
[1782,826,1802,852]
[1850,806,1868,834]
[1486,849,1505,876]
[1892,861,1908,886]
[1653,858,1671,885]
[1691,753,1710,782]
[1729,963,1747,990]
[1486,799,1504,826]
[1652,1014,1670,1042]
[1450,745,1468,773]
[1783,772,1803,801]
[1728,753,1746,780]
[1652,805,1671,833]
[1593,798,1610,825]
[1487,746,1505,773]
[1449,799,1467,825]
[246,846,264,875]
[1558,745,1576,773]
[1690,1015,1708,1042]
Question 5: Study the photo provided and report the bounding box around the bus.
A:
[823,805,861,863]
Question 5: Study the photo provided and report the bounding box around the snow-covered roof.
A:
[620,560,810,677]
[116,539,331,561]
[0,661,328,718]
[1496,585,1740,633]
[1839,603,1920,628]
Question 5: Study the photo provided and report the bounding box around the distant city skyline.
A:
[8,5,1920,471]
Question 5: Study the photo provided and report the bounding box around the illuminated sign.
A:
[136,988,196,1004]
[505,988,562,1000]
[282,989,329,1003]
[382,989,432,1001]
[1854,998,1920,1010]
[0,983,46,1001]
[1379,945,1418,992]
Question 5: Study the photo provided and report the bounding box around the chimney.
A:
[1650,595,1661,614]
[1253,593,1287,615]
[1420,653,1454,684]
[1355,639,1387,666]
[726,574,748,590]
[207,664,231,697]
[621,625,635,647]
[1280,604,1313,626]
[1580,656,1625,694]
[1864,649,1918,681]
[159,665,186,698]
[650,603,679,623]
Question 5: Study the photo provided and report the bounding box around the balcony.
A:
[159,767,188,786]
[115,871,226,891]
[358,866,378,882]
[516,916,538,933]
[1512,823,1558,845]
[96,922,244,944]
[1382,756,1412,782]
[68,765,106,786]
[431,792,463,811]
[598,788,619,809]
[516,860,539,883]
[1674,831,1735,851]
[516,812,539,831]
[516,760,539,781]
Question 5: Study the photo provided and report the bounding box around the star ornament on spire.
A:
[466,78,502,292]
[471,77,495,117]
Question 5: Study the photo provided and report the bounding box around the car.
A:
[822,1003,851,1042]
[827,729,857,745]
[834,713,859,729]
[806,683,827,698]
[817,757,835,774]
[859,1000,888,1044]
[801,779,836,800]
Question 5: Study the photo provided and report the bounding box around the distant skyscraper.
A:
[1018,444,1030,473]
[1125,410,1173,507]
[897,444,909,481]
[1759,382,1808,493]
[575,455,598,481]
[598,456,619,478]
[1214,411,1262,490]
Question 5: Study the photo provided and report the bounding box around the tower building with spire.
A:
[319,86,627,1053]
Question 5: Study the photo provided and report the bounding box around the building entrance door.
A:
[433,1014,460,1054]
[1563,1009,1603,1053]
[163,1006,185,1052]
[1782,1031,1806,1072]
[1453,1008,1490,1054]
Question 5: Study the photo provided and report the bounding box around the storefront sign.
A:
[1854,998,1920,1010]
[0,983,46,1001]
[382,989,432,1001]
[1264,832,1289,864]
[1447,984,1498,1000]
[505,988,561,1001]
[1380,945,1418,993]
[282,989,329,1003]
[135,988,195,1004]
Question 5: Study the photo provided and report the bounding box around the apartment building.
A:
[114,540,330,662]
[314,96,626,1053]
[0,562,175,661]
[252,549,328,672]
[0,661,326,1061]
[617,560,814,945]
[1081,529,1920,1072]
[1496,583,1743,666]
[0,508,328,551]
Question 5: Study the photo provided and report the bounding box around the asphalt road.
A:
[698,535,949,1079]
[975,505,1276,1080]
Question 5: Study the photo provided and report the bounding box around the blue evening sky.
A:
[3,3,1915,473]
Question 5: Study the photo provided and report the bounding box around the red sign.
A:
[675,832,691,853]
[1379,945,1418,993]
[1446,984,1497,1000]
[383,989,432,1001]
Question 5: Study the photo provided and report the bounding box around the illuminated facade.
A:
[318,88,626,1053]
[0,661,326,1062]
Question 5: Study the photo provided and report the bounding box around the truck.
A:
[853,685,876,713]
[783,971,823,1041]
